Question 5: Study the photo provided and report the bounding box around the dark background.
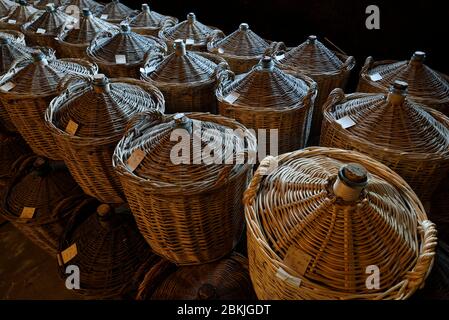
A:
[123,0,449,90]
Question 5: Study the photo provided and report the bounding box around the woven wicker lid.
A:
[34,0,65,10]
[113,110,256,193]
[1,1,40,25]
[150,253,256,300]
[363,51,449,102]
[88,24,166,64]
[0,51,96,96]
[209,23,269,57]
[218,57,313,109]
[22,3,73,35]
[0,34,33,74]
[2,156,82,222]
[0,0,17,16]
[99,0,135,21]
[324,81,449,154]
[128,3,172,28]
[59,8,119,44]
[50,74,165,139]
[159,12,217,44]
[245,147,432,294]
[142,40,220,84]
[64,0,104,13]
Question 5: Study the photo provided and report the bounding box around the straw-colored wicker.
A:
[244,147,437,300]
[137,252,256,300]
[124,3,177,37]
[46,74,165,204]
[0,52,97,159]
[216,56,317,156]
[320,82,449,201]
[98,0,136,25]
[0,131,31,182]
[0,29,25,45]
[267,35,355,137]
[0,0,17,17]
[141,40,227,114]
[21,3,75,48]
[113,110,257,265]
[57,202,153,299]
[0,0,41,32]
[208,23,275,75]
[57,8,120,59]
[159,12,223,53]
[87,24,167,78]
[358,51,449,116]
[0,156,86,255]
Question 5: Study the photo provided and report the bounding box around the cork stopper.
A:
[82,8,92,17]
[187,12,196,23]
[33,157,51,176]
[260,56,274,71]
[18,0,28,5]
[92,74,111,93]
[32,51,48,65]
[33,157,47,169]
[45,3,55,12]
[308,35,317,43]
[387,80,408,106]
[333,163,368,202]
[174,39,186,56]
[96,204,112,217]
[197,283,217,300]
[410,51,426,66]
[142,3,150,12]
[239,23,249,31]
[120,24,131,33]
[174,113,189,125]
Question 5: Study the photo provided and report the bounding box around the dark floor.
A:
[0,221,81,300]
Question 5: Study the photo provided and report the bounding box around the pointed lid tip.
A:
[97,204,111,217]
[308,35,317,42]
[411,51,426,62]
[32,50,46,62]
[45,3,55,12]
[261,56,274,70]
[33,157,48,169]
[18,0,27,5]
[142,3,149,11]
[82,8,92,16]
[239,23,249,31]
[391,80,408,93]
[339,163,368,187]
[187,12,196,22]
[174,39,186,55]
[120,23,131,32]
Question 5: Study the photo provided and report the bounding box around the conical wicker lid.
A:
[64,0,104,13]
[58,202,152,297]
[34,0,64,10]
[281,35,346,74]
[2,1,40,25]
[59,8,119,44]
[245,147,432,294]
[150,253,256,300]
[0,51,96,96]
[0,36,34,75]
[128,3,171,28]
[159,12,217,44]
[88,24,166,64]
[99,0,135,22]
[209,23,269,57]
[324,81,449,154]
[364,51,449,102]
[2,156,82,222]
[218,57,312,109]
[50,74,165,139]
[113,110,256,193]
[143,40,219,84]
[0,30,24,43]
[0,0,16,17]
[23,3,72,35]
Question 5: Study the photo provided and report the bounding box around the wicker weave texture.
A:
[0,2,40,32]
[125,3,178,37]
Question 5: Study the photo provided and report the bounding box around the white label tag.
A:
[275,54,285,61]
[127,149,145,172]
[185,38,194,45]
[100,14,108,20]
[7,19,16,25]
[65,120,79,136]
[115,54,127,64]
[224,92,240,104]
[0,82,16,92]
[20,207,36,219]
[36,28,46,34]
[336,115,356,129]
[370,73,382,81]
[276,267,301,287]
[60,243,77,265]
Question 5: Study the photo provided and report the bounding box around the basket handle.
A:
[264,41,287,58]
[56,73,93,94]
[124,109,166,136]
[242,156,277,205]
[143,49,165,71]
[216,62,235,92]
[323,88,347,111]
[206,29,226,50]
[342,55,356,71]
[90,30,114,50]
[161,16,177,28]
[360,56,374,74]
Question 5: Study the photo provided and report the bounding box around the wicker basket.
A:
[33,0,65,10]
[113,110,257,265]
[159,12,222,53]
[124,3,178,37]
[97,0,136,25]
[244,147,437,300]
[141,40,227,114]
[216,56,317,156]
[0,0,41,32]
[57,202,153,299]
[46,74,165,204]
[208,23,275,75]
[0,0,16,17]
[267,35,355,138]
[320,81,449,202]
[0,29,25,45]
[0,156,86,255]
[136,252,256,300]
[21,3,75,48]
[61,0,104,15]
[87,23,167,78]
[0,131,31,183]
[57,8,120,59]
[0,51,97,160]
[358,51,449,117]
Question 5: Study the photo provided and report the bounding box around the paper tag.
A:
[65,120,79,135]
[185,38,194,45]
[140,66,155,74]
[283,245,312,276]
[0,82,16,92]
[36,28,46,34]
[100,14,108,20]
[7,19,16,25]
[275,54,285,61]
[115,54,127,64]
[370,73,382,81]
[336,115,356,129]
[60,243,78,265]
[127,149,145,172]
[20,207,36,219]
[276,267,302,287]
[224,92,240,104]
